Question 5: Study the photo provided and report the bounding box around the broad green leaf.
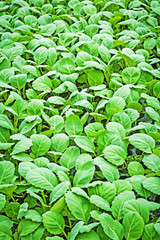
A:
[60,146,80,169]
[31,134,51,157]
[11,138,32,155]
[50,182,70,203]
[142,223,160,240]
[90,195,111,211]
[130,175,151,198]
[103,145,126,166]
[88,70,104,86]
[9,74,27,90]
[49,115,64,134]
[122,199,149,223]
[128,161,144,176]
[142,154,160,171]
[0,161,14,184]
[18,219,40,237]
[65,191,91,223]
[129,133,155,153]
[34,47,48,65]
[73,161,95,187]
[100,213,124,240]
[75,136,95,153]
[32,76,52,91]
[51,134,69,153]
[94,157,119,182]
[42,211,65,234]
[123,212,144,240]
[26,167,58,191]
[88,182,116,204]
[58,58,76,74]
[65,114,83,136]
[68,221,84,240]
[142,177,160,195]
[111,191,135,221]
[106,122,126,139]
[121,67,140,84]
[0,114,14,130]
[0,223,12,240]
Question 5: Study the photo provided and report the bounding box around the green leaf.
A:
[9,74,27,90]
[31,134,51,157]
[49,115,64,134]
[51,134,69,153]
[142,154,160,172]
[0,223,12,240]
[88,70,104,86]
[122,199,149,223]
[128,161,144,176]
[32,76,52,91]
[58,58,76,74]
[0,161,14,184]
[65,191,91,223]
[68,221,84,240]
[60,146,80,169]
[73,161,95,187]
[75,136,95,153]
[76,230,100,240]
[111,191,135,221]
[129,133,155,153]
[0,194,6,211]
[26,167,58,191]
[121,67,141,84]
[142,223,160,240]
[103,145,126,166]
[130,175,151,198]
[65,114,83,136]
[34,47,48,65]
[50,181,70,203]
[123,212,144,240]
[11,138,32,155]
[94,157,119,182]
[90,195,111,211]
[18,219,40,237]
[142,177,160,195]
[42,211,65,234]
[0,114,14,130]
[100,213,124,240]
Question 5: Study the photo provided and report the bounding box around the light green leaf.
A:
[60,146,80,169]
[142,154,160,172]
[75,136,95,153]
[142,177,160,195]
[121,67,140,84]
[111,191,135,221]
[34,47,48,65]
[43,211,65,234]
[123,212,144,240]
[94,157,119,182]
[51,134,69,153]
[65,191,91,223]
[103,145,126,166]
[73,161,95,187]
[90,195,111,211]
[100,213,124,240]
[129,133,155,153]
[31,134,51,157]
[50,182,70,203]
[65,114,83,136]
[26,167,58,191]
[0,161,14,184]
